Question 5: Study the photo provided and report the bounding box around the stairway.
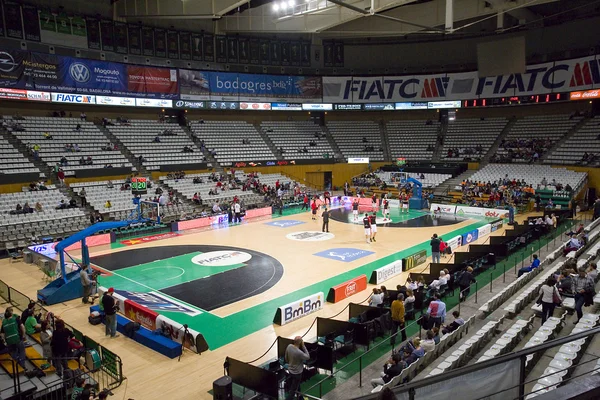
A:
[481,117,517,163]
[181,125,221,172]
[1,128,56,184]
[253,122,282,160]
[379,120,392,162]
[431,122,447,162]
[323,124,343,160]
[98,123,149,176]
[541,117,589,163]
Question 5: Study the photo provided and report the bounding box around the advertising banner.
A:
[52,93,96,104]
[4,1,23,39]
[127,25,142,55]
[455,206,510,219]
[274,292,324,325]
[124,299,158,330]
[328,275,367,303]
[134,98,173,108]
[477,223,492,238]
[430,203,456,214]
[22,4,41,42]
[491,219,503,232]
[127,66,178,98]
[370,259,403,284]
[446,235,463,251]
[403,249,427,271]
[156,315,209,353]
[240,102,271,111]
[141,26,155,56]
[461,230,479,245]
[96,96,136,106]
[100,20,115,52]
[179,70,322,102]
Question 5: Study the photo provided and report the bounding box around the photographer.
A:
[101,288,119,338]
[80,265,97,304]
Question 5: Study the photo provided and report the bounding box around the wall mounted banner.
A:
[274,292,324,325]
[403,249,427,271]
[430,203,456,214]
[370,259,403,284]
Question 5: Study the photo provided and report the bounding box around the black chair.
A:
[405,301,415,320]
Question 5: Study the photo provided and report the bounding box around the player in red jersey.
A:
[369,212,378,242]
[352,199,360,222]
[382,198,390,221]
[362,212,371,244]
[311,199,318,220]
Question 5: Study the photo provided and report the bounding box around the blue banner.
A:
[461,230,479,245]
[178,69,322,102]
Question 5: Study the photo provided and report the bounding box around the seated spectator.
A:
[518,254,541,277]
[75,124,81,131]
[566,223,584,237]
[369,288,384,307]
[182,146,194,153]
[79,156,86,165]
[192,193,202,205]
[370,353,404,388]
[69,198,77,208]
[25,312,41,335]
[107,180,114,188]
[60,156,69,166]
[557,269,574,295]
[421,330,436,352]
[73,144,80,152]
[68,334,85,358]
[153,136,161,143]
[138,155,146,164]
[442,311,465,335]
[212,201,222,214]
[80,112,87,121]
[43,132,53,139]
[104,200,112,209]
[104,164,113,168]
[587,263,598,281]
[23,202,32,213]
[404,289,415,305]
[56,200,67,210]
[563,236,583,256]
[432,327,440,344]
[35,202,42,212]
[85,156,93,165]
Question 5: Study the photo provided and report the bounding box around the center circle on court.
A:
[286,231,335,242]
[191,250,252,267]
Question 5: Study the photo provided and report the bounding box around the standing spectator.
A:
[79,187,87,206]
[458,266,476,301]
[573,267,595,323]
[430,234,441,263]
[390,294,406,346]
[80,112,87,121]
[284,336,310,400]
[80,266,94,304]
[1,307,27,370]
[538,277,561,323]
[321,207,330,233]
[57,168,65,186]
[369,288,384,307]
[40,321,52,361]
[233,201,242,223]
[102,288,119,338]
[51,319,70,376]
[426,294,446,328]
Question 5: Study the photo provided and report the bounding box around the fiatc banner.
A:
[179,69,322,102]
[0,49,177,98]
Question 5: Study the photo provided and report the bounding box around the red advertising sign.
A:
[570,90,600,100]
[127,66,178,95]
[120,232,180,246]
[0,88,28,100]
[328,274,368,303]
[124,299,158,330]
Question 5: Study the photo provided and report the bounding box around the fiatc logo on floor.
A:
[191,251,252,267]
[265,220,305,228]
[286,231,335,241]
[314,248,374,263]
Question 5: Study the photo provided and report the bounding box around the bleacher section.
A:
[0,187,86,249]
[107,120,203,171]
[0,137,40,175]
[469,164,586,191]
[387,120,440,161]
[546,116,600,165]
[496,115,583,162]
[442,118,508,161]
[7,117,132,175]
[261,121,333,159]
[190,121,275,164]
[327,121,385,161]
[374,171,451,189]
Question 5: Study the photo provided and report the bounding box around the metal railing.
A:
[0,281,125,397]
[298,217,578,398]
[352,326,600,400]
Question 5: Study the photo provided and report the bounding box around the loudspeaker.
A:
[213,376,232,400]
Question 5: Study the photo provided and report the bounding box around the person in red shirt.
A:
[301,194,309,211]
[371,194,378,211]
[57,169,65,186]
[439,238,448,258]
[311,199,318,220]
[324,191,331,205]
[382,199,390,221]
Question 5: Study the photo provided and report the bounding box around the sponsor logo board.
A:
[461,230,479,245]
[329,275,368,303]
[491,219,504,232]
[264,220,305,228]
[276,292,324,325]
[51,93,96,104]
[430,203,456,214]
[120,232,180,246]
[313,248,374,263]
[403,249,428,270]
[286,231,335,242]
[113,289,202,316]
[371,260,403,284]
[477,224,492,238]
[124,299,158,330]
[446,235,463,251]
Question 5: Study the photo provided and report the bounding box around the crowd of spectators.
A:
[458,177,536,208]
[491,138,553,163]
[446,145,484,160]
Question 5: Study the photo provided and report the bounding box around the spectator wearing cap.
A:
[101,288,119,338]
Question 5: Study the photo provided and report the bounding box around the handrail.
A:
[351,326,600,400]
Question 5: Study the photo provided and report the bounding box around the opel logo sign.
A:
[69,63,90,83]
[0,52,18,73]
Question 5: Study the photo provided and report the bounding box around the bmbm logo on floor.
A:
[265,220,305,228]
[314,248,375,263]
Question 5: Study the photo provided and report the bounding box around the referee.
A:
[322,207,330,233]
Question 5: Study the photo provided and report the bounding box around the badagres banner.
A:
[0,49,178,98]
[179,69,322,102]
[322,55,600,103]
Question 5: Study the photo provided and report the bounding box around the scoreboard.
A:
[131,177,148,195]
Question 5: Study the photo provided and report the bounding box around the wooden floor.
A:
[0,209,532,400]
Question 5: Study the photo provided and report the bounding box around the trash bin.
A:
[23,250,33,264]
[213,376,232,400]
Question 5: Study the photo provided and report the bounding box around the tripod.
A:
[178,324,193,362]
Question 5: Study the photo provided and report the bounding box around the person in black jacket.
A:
[101,288,119,338]
[370,353,404,388]
[458,266,476,302]
[50,319,70,376]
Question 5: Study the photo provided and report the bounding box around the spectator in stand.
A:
[587,262,598,281]
[79,188,87,206]
[370,353,404,389]
[35,201,42,212]
[563,236,583,256]
[458,266,476,301]
[104,200,112,209]
[51,319,70,375]
[442,311,465,334]
[107,180,114,188]
[518,254,541,277]
[101,288,119,338]
[1,307,28,371]
[426,294,446,328]
[212,201,222,214]
[390,294,406,346]
[80,112,86,121]
[369,288,384,307]
[566,223,584,237]
[39,321,52,361]
[573,267,595,323]
[539,277,561,323]
[404,289,415,305]
[557,269,574,295]
[421,330,436,352]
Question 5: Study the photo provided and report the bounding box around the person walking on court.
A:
[430,234,441,263]
[370,212,378,242]
[321,207,330,233]
[233,201,242,223]
[390,293,406,347]
[285,336,310,400]
[352,199,360,222]
[363,212,372,244]
[102,288,119,338]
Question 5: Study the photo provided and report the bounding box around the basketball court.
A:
[83,203,497,350]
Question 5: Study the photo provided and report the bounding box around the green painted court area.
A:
[113,252,246,292]
[97,216,494,350]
